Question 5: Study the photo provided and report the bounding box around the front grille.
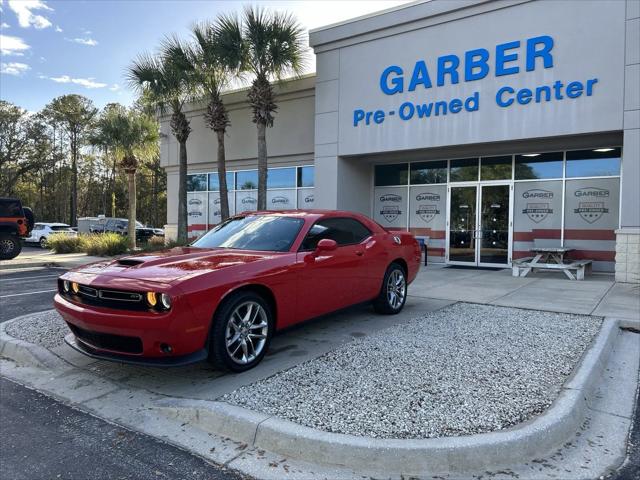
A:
[98,289,142,302]
[68,323,143,354]
[59,280,149,311]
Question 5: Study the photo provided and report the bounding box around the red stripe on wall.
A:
[513,229,561,241]
[409,228,446,239]
[564,229,616,241]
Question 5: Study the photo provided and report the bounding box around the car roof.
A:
[241,209,363,219]
[38,222,70,226]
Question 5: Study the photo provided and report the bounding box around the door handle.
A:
[355,250,364,256]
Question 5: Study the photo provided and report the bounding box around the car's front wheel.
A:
[39,237,48,249]
[208,291,274,372]
[0,233,21,260]
[373,263,407,314]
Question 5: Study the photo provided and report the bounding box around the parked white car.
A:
[25,223,77,248]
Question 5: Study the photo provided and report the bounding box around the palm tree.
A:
[242,6,306,210]
[128,39,193,243]
[93,106,159,249]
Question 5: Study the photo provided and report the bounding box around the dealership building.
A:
[160,0,640,282]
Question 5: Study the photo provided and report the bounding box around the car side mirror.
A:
[316,238,337,253]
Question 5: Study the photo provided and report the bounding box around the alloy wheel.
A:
[1,238,15,255]
[225,301,269,365]
[386,269,406,310]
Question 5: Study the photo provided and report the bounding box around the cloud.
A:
[66,37,98,46]
[55,25,62,32]
[109,83,120,92]
[0,33,30,55]
[1,22,9,29]
[41,74,107,89]
[1,61,30,75]
[8,0,53,29]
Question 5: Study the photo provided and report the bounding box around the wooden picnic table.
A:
[512,247,593,280]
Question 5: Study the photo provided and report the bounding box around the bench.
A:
[512,258,592,280]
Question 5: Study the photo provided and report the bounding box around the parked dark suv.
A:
[90,217,155,243]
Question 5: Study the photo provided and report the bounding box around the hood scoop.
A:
[116,258,145,267]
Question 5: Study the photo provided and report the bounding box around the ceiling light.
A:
[522,153,540,157]
[593,148,614,152]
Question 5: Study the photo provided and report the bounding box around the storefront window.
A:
[481,156,512,180]
[237,170,258,190]
[375,164,408,186]
[187,174,207,191]
[566,148,621,177]
[449,158,478,182]
[514,152,563,180]
[298,166,314,187]
[410,161,447,184]
[208,172,235,192]
[268,167,296,189]
[373,186,407,228]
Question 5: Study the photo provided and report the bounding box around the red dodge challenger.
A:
[54,210,421,371]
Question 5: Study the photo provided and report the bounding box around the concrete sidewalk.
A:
[0,252,105,271]
[410,264,639,319]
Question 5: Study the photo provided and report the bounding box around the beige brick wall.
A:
[615,228,640,283]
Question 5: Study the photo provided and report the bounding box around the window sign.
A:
[268,168,296,189]
[187,174,207,191]
[208,172,235,192]
[566,148,621,177]
[235,190,258,212]
[564,178,620,272]
[410,161,447,184]
[208,192,235,225]
[515,152,563,179]
[298,166,314,187]
[481,156,512,180]
[449,158,479,182]
[375,164,408,186]
[187,192,208,239]
[297,188,315,208]
[237,170,258,190]
[513,181,562,258]
[373,186,407,228]
[408,184,447,260]
[267,189,296,210]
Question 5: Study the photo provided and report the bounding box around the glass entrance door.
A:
[447,184,511,266]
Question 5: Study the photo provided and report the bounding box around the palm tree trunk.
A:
[127,169,136,250]
[216,130,230,221]
[177,140,188,243]
[257,121,268,211]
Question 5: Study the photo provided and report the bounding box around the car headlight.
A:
[160,293,171,310]
[71,282,80,294]
[63,280,70,292]
[146,292,158,307]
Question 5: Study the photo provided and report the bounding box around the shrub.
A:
[79,233,129,256]
[47,233,82,253]
[139,236,190,253]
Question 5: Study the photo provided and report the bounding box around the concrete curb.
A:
[0,315,68,370]
[0,253,102,271]
[155,317,621,475]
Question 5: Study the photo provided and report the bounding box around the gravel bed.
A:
[223,303,602,439]
[5,310,68,349]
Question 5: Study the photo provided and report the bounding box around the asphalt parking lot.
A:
[0,266,65,323]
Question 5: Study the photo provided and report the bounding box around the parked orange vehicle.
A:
[0,198,34,260]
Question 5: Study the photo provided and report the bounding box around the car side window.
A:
[300,218,371,250]
[105,220,115,229]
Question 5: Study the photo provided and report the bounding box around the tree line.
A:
[0,97,166,237]
[127,6,306,243]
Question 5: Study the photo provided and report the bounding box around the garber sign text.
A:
[353,35,599,127]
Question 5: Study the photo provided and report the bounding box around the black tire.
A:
[208,291,274,372]
[373,262,408,315]
[0,233,22,260]
[39,237,48,249]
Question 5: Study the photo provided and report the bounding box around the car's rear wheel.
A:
[0,233,21,260]
[208,291,274,372]
[39,237,48,249]
[373,263,407,314]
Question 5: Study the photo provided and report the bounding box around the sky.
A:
[0,0,411,113]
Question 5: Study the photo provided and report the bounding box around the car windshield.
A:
[51,225,71,231]
[193,215,304,252]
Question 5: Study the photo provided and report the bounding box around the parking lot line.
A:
[0,274,61,282]
[0,289,58,299]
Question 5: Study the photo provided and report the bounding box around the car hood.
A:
[74,247,274,284]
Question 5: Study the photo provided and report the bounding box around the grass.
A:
[47,232,128,256]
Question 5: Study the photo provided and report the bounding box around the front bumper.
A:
[65,333,207,367]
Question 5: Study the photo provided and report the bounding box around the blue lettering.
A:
[496,40,520,76]
[435,101,448,115]
[465,48,490,81]
[449,98,463,113]
[437,55,460,86]
[526,35,553,71]
[408,60,432,91]
[380,65,404,95]
[496,86,515,107]
[586,78,598,96]
[353,109,365,127]
[373,110,385,124]
[465,92,479,111]
[399,102,415,120]
[517,88,532,104]
[566,81,583,98]
[416,103,433,118]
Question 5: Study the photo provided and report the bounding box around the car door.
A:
[28,224,43,242]
[295,217,372,321]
